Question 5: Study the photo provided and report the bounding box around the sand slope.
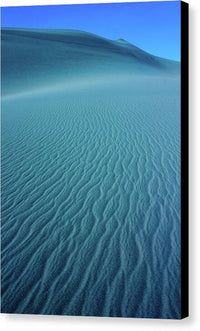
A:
[1,28,181,318]
[2,28,179,96]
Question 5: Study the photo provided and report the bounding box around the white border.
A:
[0,0,179,7]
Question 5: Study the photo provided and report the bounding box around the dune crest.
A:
[1,28,179,97]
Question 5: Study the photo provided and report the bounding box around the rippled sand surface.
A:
[1,29,181,318]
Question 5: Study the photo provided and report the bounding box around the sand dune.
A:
[1,29,181,318]
[2,28,179,96]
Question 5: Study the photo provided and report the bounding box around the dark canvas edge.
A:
[181,0,189,319]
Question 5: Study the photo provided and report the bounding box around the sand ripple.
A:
[2,29,181,319]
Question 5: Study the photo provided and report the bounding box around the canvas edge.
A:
[180,0,189,320]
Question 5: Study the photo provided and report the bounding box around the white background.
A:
[0,0,199,330]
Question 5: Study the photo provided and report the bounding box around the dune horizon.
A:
[1,27,180,98]
[1,27,181,319]
[1,27,180,63]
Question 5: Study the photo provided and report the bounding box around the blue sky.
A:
[1,1,180,61]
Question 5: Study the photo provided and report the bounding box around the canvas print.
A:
[1,1,188,319]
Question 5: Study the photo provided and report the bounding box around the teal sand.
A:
[1,28,181,318]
